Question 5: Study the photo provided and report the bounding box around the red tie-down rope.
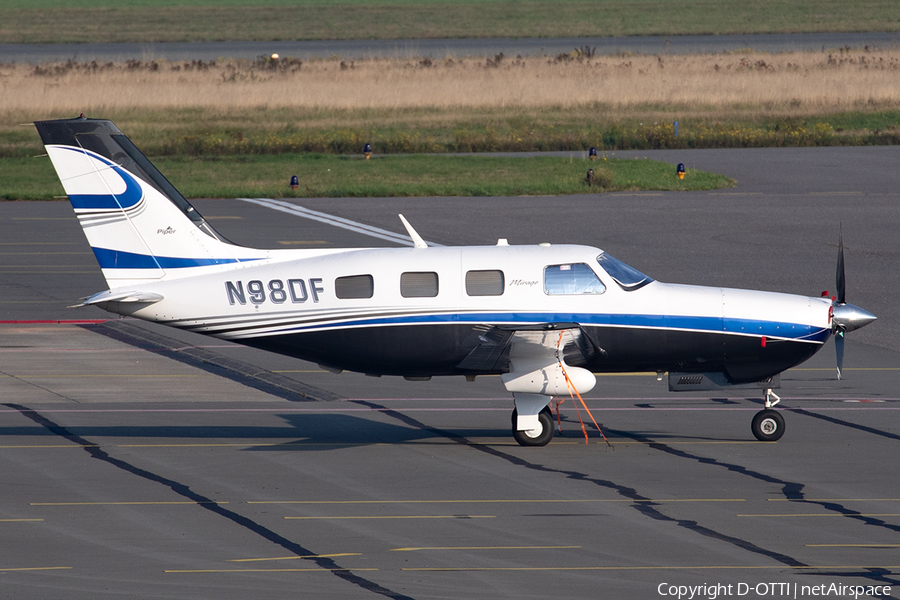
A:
[555,333,613,449]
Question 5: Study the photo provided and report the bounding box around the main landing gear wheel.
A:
[751,409,785,442]
[511,407,554,447]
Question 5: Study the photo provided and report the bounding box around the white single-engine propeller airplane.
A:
[35,117,877,446]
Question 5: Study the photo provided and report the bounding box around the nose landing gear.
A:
[751,388,785,441]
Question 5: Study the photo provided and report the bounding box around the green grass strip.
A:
[9,111,899,161]
[2,1,899,44]
[2,154,733,201]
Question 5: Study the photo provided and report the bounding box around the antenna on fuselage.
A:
[399,214,428,248]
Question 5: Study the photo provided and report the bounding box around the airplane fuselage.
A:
[99,243,833,382]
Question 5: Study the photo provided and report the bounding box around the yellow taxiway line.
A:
[0,567,71,572]
[391,545,581,552]
[30,501,227,506]
[0,519,43,522]
[166,568,377,573]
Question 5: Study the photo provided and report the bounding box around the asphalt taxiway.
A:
[1,146,898,599]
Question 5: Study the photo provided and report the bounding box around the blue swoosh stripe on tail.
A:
[92,247,254,269]
[57,146,143,210]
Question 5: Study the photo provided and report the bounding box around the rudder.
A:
[34,116,265,288]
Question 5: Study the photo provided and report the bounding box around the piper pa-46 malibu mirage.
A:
[35,117,877,446]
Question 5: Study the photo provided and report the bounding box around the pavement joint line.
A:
[792,367,900,371]
[252,498,745,504]
[1,375,208,378]
[283,515,495,520]
[2,404,896,412]
[738,514,900,517]
[105,440,771,447]
[117,443,287,448]
[229,553,362,562]
[770,498,900,502]
[806,544,900,547]
[391,545,582,552]
[400,565,900,571]
[0,445,98,449]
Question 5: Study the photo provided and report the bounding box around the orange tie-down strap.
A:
[556,360,613,450]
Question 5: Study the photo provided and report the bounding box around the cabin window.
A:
[401,271,439,298]
[543,263,606,295]
[335,274,374,299]
[466,270,505,296]
[596,253,653,291]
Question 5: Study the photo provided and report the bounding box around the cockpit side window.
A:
[543,263,606,295]
[596,253,653,291]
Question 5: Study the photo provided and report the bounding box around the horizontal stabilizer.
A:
[72,289,164,308]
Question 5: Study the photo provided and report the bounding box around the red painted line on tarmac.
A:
[0,320,109,324]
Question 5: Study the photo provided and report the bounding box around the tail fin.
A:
[34,116,266,288]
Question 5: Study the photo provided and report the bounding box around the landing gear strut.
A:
[751,388,785,441]
[511,407,554,447]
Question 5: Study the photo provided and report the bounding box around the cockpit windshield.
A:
[596,253,654,291]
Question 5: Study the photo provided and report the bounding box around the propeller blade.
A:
[829,226,875,380]
[836,225,846,305]
[835,330,845,380]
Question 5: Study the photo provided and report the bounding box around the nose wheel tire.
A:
[751,409,785,442]
[511,407,554,447]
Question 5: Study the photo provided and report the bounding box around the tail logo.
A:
[61,147,144,211]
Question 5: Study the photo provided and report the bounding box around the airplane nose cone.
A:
[833,303,877,332]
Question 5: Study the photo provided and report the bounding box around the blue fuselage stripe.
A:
[267,312,830,343]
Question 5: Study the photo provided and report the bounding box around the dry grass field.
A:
[3,48,900,156]
[7,50,900,113]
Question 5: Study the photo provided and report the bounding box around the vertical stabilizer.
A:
[34,117,266,288]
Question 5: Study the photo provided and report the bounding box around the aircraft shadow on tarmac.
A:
[0,411,750,450]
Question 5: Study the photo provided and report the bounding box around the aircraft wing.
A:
[456,323,604,373]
